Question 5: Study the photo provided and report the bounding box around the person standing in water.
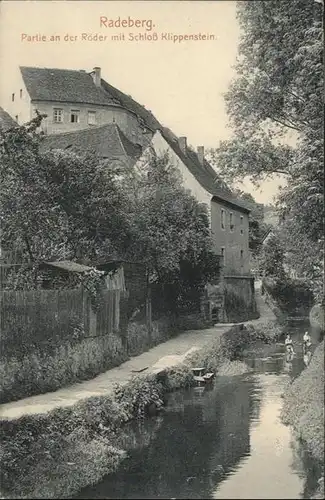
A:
[303,331,312,353]
[285,333,294,354]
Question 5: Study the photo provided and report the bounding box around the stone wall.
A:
[223,276,258,323]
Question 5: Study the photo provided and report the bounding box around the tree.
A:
[1,119,219,304]
[122,151,219,277]
[0,118,131,266]
[232,189,270,253]
[209,0,324,299]
[260,233,286,279]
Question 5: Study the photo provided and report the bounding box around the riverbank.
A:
[0,318,280,499]
[281,340,324,499]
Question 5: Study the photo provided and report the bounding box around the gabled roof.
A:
[0,107,17,130]
[159,128,250,213]
[41,260,93,273]
[20,66,164,133]
[21,66,248,212]
[20,66,117,106]
[100,79,162,132]
[40,123,144,166]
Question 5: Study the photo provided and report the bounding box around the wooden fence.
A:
[0,287,121,359]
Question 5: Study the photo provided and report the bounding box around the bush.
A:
[113,375,164,419]
[263,277,314,315]
[245,319,284,342]
[164,365,195,391]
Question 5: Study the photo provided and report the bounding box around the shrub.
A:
[263,276,314,315]
[245,319,284,342]
[113,375,164,419]
[164,365,195,391]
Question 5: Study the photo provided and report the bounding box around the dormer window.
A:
[88,110,96,125]
[53,108,63,123]
[70,110,80,123]
[20,89,23,98]
[11,93,15,102]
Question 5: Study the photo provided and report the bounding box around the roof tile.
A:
[40,122,144,167]
[20,66,115,106]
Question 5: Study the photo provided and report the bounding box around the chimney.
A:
[92,66,101,87]
[197,146,204,165]
[178,136,187,154]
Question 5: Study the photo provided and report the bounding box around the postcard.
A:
[0,1,323,499]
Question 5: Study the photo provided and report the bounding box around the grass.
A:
[281,340,324,499]
[0,321,279,499]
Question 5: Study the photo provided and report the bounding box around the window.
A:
[53,108,63,123]
[230,212,234,232]
[221,209,225,230]
[240,249,244,259]
[11,93,15,102]
[20,89,23,98]
[70,110,80,123]
[88,111,96,125]
[221,247,225,263]
[240,216,244,234]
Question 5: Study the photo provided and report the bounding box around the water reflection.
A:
[77,377,257,499]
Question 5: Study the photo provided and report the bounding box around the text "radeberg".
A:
[100,17,154,31]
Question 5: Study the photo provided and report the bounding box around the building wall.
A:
[224,276,258,322]
[5,71,153,146]
[148,131,212,209]
[3,68,31,125]
[27,101,149,144]
[210,199,250,275]
[142,131,250,276]
[3,68,152,146]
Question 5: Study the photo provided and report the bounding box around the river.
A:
[76,322,323,500]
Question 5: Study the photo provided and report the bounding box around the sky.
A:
[0,0,286,204]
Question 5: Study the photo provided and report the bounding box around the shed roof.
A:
[41,260,93,273]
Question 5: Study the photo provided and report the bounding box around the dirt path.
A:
[0,325,232,421]
[0,285,274,421]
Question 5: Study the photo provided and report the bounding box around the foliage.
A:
[281,340,324,463]
[279,221,324,303]
[0,119,131,266]
[259,232,286,279]
[0,322,280,498]
[233,189,270,253]
[113,376,164,419]
[120,151,221,309]
[263,276,314,315]
[1,120,218,311]
[245,319,284,342]
[164,365,195,391]
[122,151,217,278]
[0,333,127,404]
[209,0,324,299]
